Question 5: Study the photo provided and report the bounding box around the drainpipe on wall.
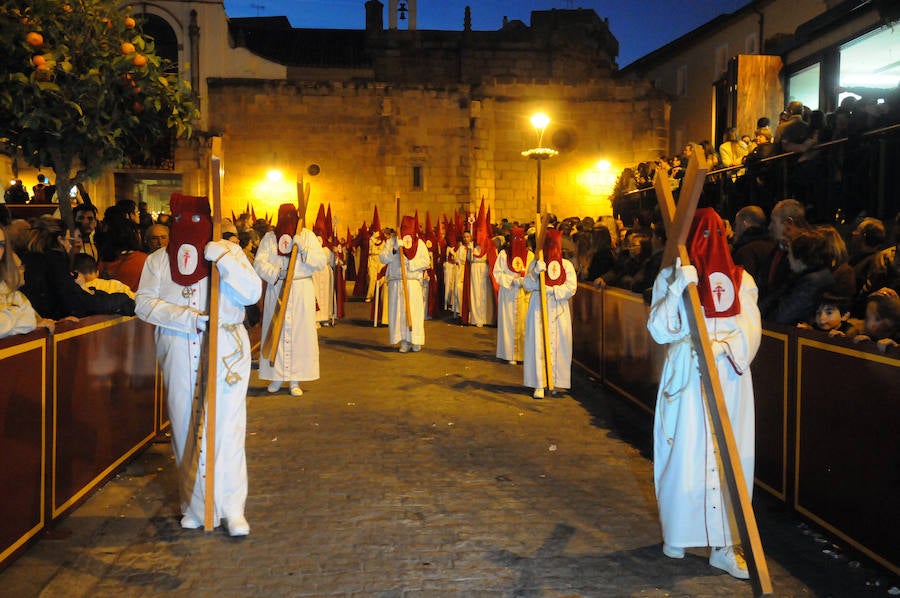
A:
[189,10,200,97]
[753,2,765,54]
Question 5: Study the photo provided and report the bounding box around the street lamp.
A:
[521,112,558,395]
[521,112,558,215]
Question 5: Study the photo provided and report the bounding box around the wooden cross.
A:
[654,145,772,596]
[204,152,223,531]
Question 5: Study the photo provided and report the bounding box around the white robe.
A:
[493,249,533,362]
[366,235,386,300]
[461,242,495,326]
[313,246,335,323]
[379,238,429,346]
[443,246,458,312]
[254,229,327,382]
[646,265,760,549]
[135,242,262,526]
[523,258,577,389]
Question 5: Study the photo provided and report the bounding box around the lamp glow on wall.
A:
[578,159,617,216]
[250,168,295,215]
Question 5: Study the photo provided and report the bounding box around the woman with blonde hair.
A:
[0,225,52,338]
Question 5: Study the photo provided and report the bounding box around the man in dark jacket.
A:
[731,205,776,285]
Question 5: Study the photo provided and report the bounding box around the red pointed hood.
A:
[543,228,566,287]
[168,193,212,286]
[688,207,743,317]
[369,205,382,236]
[473,198,490,257]
[399,214,419,260]
[507,227,528,275]
[326,204,334,242]
[275,203,300,256]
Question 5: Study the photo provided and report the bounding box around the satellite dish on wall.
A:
[307,164,320,176]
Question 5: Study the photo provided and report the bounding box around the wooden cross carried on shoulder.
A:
[653,145,772,596]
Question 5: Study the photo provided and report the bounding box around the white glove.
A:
[670,258,698,296]
[535,260,547,273]
[204,240,229,262]
[278,267,288,281]
[194,313,209,332]
[517,276,525,287]
[292,233,305,250]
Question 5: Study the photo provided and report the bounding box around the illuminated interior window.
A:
[788,63,820,110]
[839,26,899,105]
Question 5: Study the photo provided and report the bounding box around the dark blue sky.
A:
[223,0,743,67]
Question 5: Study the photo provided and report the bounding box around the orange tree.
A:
[0,0,198,228]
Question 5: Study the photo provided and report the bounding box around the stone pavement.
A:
[1,301,896,597]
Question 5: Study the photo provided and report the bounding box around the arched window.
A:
[138,13,179,75]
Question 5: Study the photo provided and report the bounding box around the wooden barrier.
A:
[0,329,49,568]
[0,316,162,571]
[572,283,899,575]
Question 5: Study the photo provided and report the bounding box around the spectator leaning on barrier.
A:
[0,225,52,338]
[835,287,900,354]
[761,229,834,325]
[20,217,134,320]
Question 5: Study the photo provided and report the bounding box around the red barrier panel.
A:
[0,329,49,568]
[0,316,161,571]
[51,316,159,518]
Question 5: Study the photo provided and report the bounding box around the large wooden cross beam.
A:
[654,146,772,596]
[204,151,223,531]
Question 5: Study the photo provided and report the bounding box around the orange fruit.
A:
[26,32,43,47]
[133,101,144,112]
[133,54,147,67]
[121,42,135,55]
[32,54,47,66]
[125,17,136,29]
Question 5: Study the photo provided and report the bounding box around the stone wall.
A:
[207,76,667,227]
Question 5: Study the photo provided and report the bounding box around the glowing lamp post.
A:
[521,112,558,215]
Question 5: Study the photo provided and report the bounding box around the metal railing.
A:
[617,121,900,225]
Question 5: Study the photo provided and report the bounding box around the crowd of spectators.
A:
[609,87,899,226]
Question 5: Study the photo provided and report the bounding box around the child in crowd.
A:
[797,293,856,334]
[72,254,135,299]
[830,287,900,353]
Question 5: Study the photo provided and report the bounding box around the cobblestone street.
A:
[1,301,894,597]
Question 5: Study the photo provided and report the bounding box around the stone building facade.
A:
[6,1,670,225]
[204,1,668,225]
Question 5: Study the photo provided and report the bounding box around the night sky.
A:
[223,0,743,67]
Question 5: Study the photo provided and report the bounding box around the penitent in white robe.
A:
[493,249,533,362]
[443,245,458,312]
[461,243,495,326]
[523,258,577,390]
[366,235,386,301]
[135,241,262,527]
[313,246,335,324]
[646,265,760,549]
[379,238,430,346]
[254,229,327,382]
